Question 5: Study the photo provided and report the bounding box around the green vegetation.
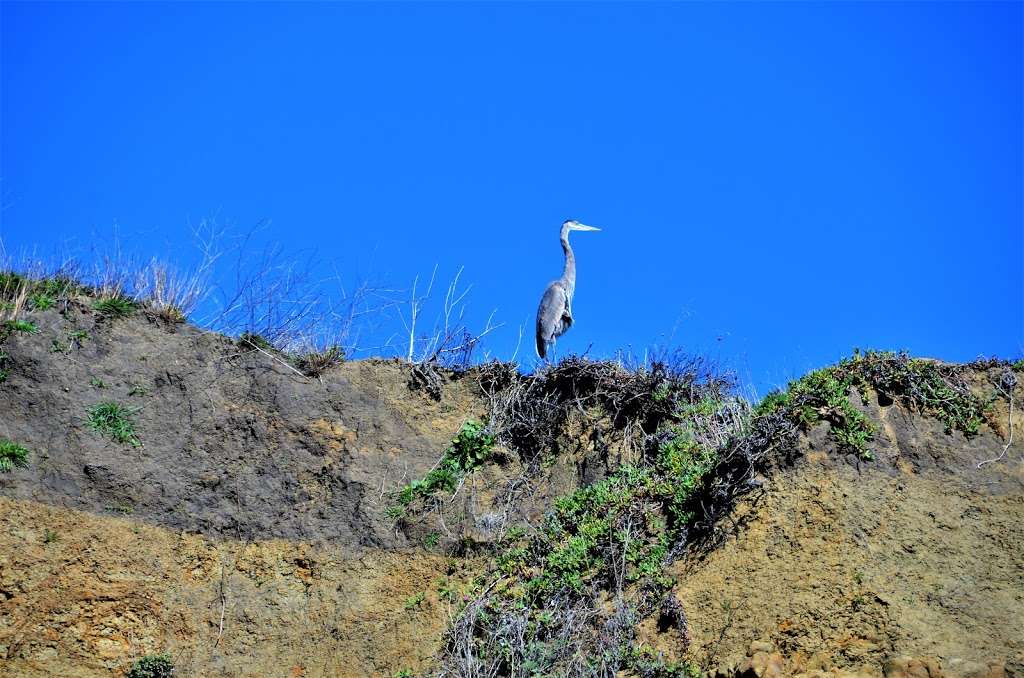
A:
[441,356,737,676]
[239,332,273,350]
[50,338,69,353]
[422,531,441,548]
[29,292,56,311]
[68,329,89,343]
[43,529,59,544]
[87,401,142,447]
[107,502,135,515]
[4,319,39,335]
[404,590,426,610]
[90,377,107,389]
[394,670,414,678]
[126,652,174,678]
[0,440,30,472]
[755,350,991,459]
[0,349,11,382]
[92,296,137,318]
[394,420,495,511]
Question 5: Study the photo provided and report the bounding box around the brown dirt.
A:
[0,496,477,677]
[657,376,1024,677]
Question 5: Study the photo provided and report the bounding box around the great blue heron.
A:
[535,219,601,360]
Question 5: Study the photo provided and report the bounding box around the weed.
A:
[128,382,149,397]
[0,440,30,472]
[5,319,38,334]
[107,503,135,515]
[156,305,186,323]
[0,349,9,382]
[394,420,494,509]
[384,505,406,521]
[293,344,345,377]
[43,529,59,544]
[29,292,55,311]
[92,296,137,318]
[405,591,426,610]
[50,339,69,353]
[87,402,141,447]
[127,652,174,678]
[239,332,273,351]
[422,532,441,548]
[1013,359,1024,373]
[90,377,106,389]
[394,670,414,678]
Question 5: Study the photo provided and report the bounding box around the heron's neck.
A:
[560,227,576,298]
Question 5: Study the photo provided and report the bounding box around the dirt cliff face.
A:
[0,300,1021,677]
[668,396,1024,676]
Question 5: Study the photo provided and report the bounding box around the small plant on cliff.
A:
[92,295,137,318]
[28,292,55,311]
[4,319,39,335]
[0,440,30,472]
[87,402,142,447]
[127,652,174,678]
[395,420,495,508]
[293,344,345,377]
[238,331,273,351]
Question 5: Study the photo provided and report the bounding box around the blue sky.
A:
[1,1,1021,394]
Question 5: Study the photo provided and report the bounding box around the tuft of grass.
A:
[0,440,30,472]
[87,402,141,447]
[238,332,273,351]
[92,296,137,318]
[4,319,39,334]
[127,652,174,678]
[0,349,9,382]
[156,305,186,323]
[29,292,55,311]
[293,345,345,377]
[90,377,106,389]
[43,529,59,544]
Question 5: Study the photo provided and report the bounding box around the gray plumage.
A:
[535,219,601,359]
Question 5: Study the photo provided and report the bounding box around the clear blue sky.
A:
[2,1,1021,394]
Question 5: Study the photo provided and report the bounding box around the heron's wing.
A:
[536,282,569,357]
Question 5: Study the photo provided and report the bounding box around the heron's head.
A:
[562,219,601,233]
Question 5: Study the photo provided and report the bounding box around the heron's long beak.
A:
[571,223,601,232]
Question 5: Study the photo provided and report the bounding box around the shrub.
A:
[87,402,141,447]
[127,652,174,678]
[0,440,30,472]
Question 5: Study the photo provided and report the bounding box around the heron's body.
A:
[535,220,600,359]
